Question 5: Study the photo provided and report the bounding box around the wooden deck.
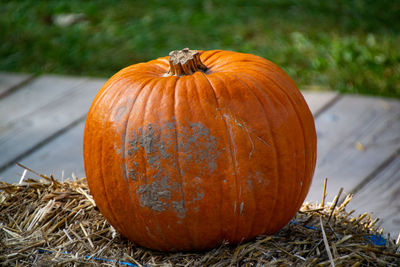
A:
[0,72,399,236]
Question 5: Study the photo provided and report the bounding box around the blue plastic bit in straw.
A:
[38,249,138,266]
[364,234,387,246]
[291,220,388,247]
[290,220,318,231]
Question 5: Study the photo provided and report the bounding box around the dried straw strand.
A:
[320,217,335,267]
[1,174,399,266]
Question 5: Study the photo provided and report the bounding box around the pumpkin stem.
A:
[167,48,208,76]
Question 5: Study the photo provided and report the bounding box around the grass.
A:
[1,0,399,98]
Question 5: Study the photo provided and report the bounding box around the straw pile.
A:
[1,169,399,266]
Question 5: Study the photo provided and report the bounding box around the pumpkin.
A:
[83,48,317,251]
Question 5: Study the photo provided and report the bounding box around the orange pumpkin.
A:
[83,48,317,251]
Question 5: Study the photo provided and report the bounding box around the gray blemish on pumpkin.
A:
[182,122,220,170]
[114,106,127,122]
[240,202,244,215]
[172,200,187,219]
[127,120,220,216]
[208,161,217,172]
[127,162,139,181]
[128,169,136,181]
[137,177,172,212]
[140,124,156,154]
[250,171,270,187]
[159,141,170,159]
[115,147,122,156]
[247,178,253,189]
[193,191,204,201]
[250,171,263,184]
[165,120,176,130]
[131,120,220,175]
[188,177,205,203]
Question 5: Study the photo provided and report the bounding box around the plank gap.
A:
[0,76,106,169]
[0,115,87,173]
[0,73,35,100]
[349,148,400,197]
[313,93,343,118]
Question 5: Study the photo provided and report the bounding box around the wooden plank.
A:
[0,121,86,183]
[301,90,339,116]
[0,88,338,184]
[346,154,400,236]
[0,75,86,124]
[0,75,106,169]
[306,95,400,203]
[0,72,33,98]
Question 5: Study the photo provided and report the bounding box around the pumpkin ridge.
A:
[172,77,193,249]
[201,73,241,242]
[84,82,120,231]
[206,53,273,74]
[278,90,310,215]
[220,61,283,77]
[238,70,305,220]
[226,68,308,209]
[182,76,204,249]
[229,73,269,238]
[131,77,169,249]
[218,72,267,241]
[200,50,229,71]
[235,70,313,231]
[229,73,282,234]
[257,74,305,219]
[144,77,179,249]
[191,74,224,248]
[265,73,316,211]
[200,50,223,64]
[121,77,156,246]
[98,82,135,236]
[243,67,312,214]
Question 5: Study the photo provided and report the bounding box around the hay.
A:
[1,170,399,266]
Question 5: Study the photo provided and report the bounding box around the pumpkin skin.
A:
[83,49,317,251]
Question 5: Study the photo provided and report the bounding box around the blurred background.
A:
[1,0,399,98]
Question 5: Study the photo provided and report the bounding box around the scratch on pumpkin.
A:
[240,202,244,215]
[256,136,271,148]
[223,113,255,159]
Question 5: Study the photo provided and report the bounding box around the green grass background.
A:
[1,0,399,98]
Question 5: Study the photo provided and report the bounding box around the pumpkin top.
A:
[167,48,208,76]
